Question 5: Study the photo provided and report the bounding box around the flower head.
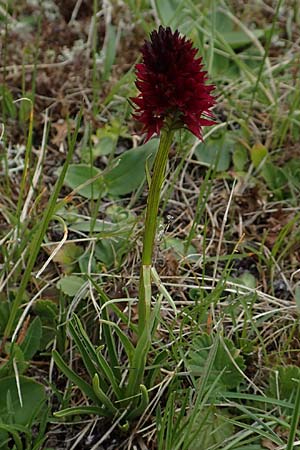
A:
[132,26,215,141]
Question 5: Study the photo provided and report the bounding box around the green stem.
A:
[138,127,174,337]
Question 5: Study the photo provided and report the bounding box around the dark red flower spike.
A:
[132,26,216,141]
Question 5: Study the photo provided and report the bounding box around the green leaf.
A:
[0,84,16,119]
[221,29,264,50]
[163,237,197,260]
[54,405,110,418]
[233,145,248,171]
[126,385,149,420]
[189,408,234,449]
[261,162,287,196]
[250,143,268,168]
[33,300,58,350]
[0,344,27,378]
[104,139,159,196]
[92,374,118,414]
[53,242,83,273]
[0,302,10,333]
[269,365,300,401]
[234,272,257,289]
[57,275,86,297]
[214,11,265,50]
[154,0,182,26]
[20,317,42,360]
[19,93,33,122]
[0,376,46,426]
[63,164,104,199]
[95,136,115,156]
[33,300,58,325]
[233,446,264,450]
[69,315,122,398]
[102,25,117,81]
[71,219,116,233]
[195,133,232,172]
[52,350,99,405]
[187,334,245,390]
[283,158,300,190]
[95,236,129,269]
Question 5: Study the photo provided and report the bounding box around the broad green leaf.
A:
[189,408,234,449]
[20,317,42,360]
[33,300,58,324]
[261,162,287,197]
[53,242,83,273]
[154,0,182,26]
[195,133,232,171]
[211,53,239,79]
[187,334,245,390]
[104,139,159,196]
[250,143,268,168]
[57,275,86,297]
[33,300,58,350]
[82,119,128,162]
[0,344,27,378]
[234,272,257,289]
[233,145,248,171]
[95,235,130,269]
[95,136,115,156]
[214,10,236,32]
[221,29,264,50]
[63,164,104,199]
[106,205,136,223]
[269,366,300,401]
[71,219,116,233]
[0,376,46,426]
[283,158,300,189]
[163,237,197,260]
[214,11,265,50]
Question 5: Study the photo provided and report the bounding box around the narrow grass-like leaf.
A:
[97,319,134,365]
[3,111,82,342]
[0,424,23,450]
[221,416,283,446]
[88,276,138,334]
[92,374,118,415]
[69,314,122,399]
[126,297,161,400]
[126,385,149,420]
[54,405,110,418]
[52,350,99,405]
[146,349,169,388]
[88,278,122,379]
[286,380,300,450]
[151,267,177,315]
[222,391,294,410]
[102,25,117,81]
[68,314,104,383]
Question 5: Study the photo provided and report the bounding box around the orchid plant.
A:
[53,26,215,424]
